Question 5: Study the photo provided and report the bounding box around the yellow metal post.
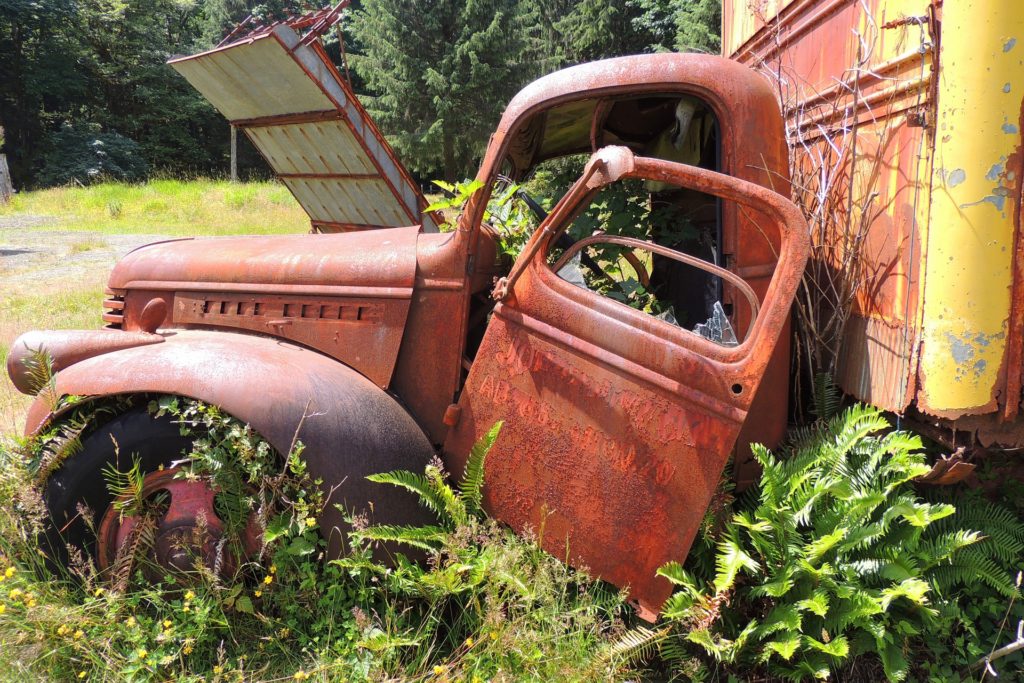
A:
[917,0,1024,415]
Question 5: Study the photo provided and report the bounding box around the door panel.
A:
[444,147,808,618]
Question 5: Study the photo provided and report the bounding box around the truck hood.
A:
[107,226,422,388]
[109,226,420,294]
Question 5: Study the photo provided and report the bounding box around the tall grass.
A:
[0,179,307,236]
[0,400,636,682]
[0,280,107,436]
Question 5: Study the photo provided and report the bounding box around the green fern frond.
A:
[714,531,760,592]
[425,465,465,526]
[598,625,670,666]
[352,524,448,552]
[367,470,446,517]
[460,421,502,517]
[811,372,842,420]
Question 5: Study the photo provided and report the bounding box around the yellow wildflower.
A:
[254,590,262,598]
[0,604,5,615]
[269,565,277,574]
[490,631,498,641]
[126,616,136,627]
[8,588,21,600]
[293,671,308,681]
[73,629,84,640]
[183,641,194,655]
[160,655,174,666]
[4,567,14,578]
[26,599,36,608]
[0,574,5,583]
[305,517,316,528]
[57,625,70,636]
[183,590,195,601]
[433,665,444,675]
[183,605,190,613]
[137,648,147,659]
[93,588,104,597]
[213,665,223,674]
[163,619,173,629]
[78,672,87,679]
[465,637,474,647]
[263,575,273,585]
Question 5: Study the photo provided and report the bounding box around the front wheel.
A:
[42,407,261,583]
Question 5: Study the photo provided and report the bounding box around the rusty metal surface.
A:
[96,467,262,581]
[6,329,164,394]
[23,330,437,559]
[464,52,795,486]
[445,148,809,618]
[169,23,438,232]
[725,0,936,417]
[9,52,809,618]
[105,228,419,387]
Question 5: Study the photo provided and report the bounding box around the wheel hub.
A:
[97,467,261,581]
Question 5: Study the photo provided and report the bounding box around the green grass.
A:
[0,280,107,437]
[0,178,308,236]
[0,179,311,436]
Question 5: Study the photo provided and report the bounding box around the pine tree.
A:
[349,0,527,181]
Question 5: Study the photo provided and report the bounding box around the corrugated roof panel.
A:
[246,121,377,175]
[282,178,411,227]
[169,25,438,232]
[172,39,333,120]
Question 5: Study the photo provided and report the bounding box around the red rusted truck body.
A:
[6,35,808,617]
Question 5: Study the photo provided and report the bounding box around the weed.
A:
[0,398,637,682]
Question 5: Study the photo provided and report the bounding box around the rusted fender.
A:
[6,329,165,395]
[22,329,435,554]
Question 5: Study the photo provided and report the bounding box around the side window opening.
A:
[489,93,747,346]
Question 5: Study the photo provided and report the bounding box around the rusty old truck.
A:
[5,9,808,619]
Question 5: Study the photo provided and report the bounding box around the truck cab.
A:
[6,25,808,619]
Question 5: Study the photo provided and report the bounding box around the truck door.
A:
[444,146,808,619]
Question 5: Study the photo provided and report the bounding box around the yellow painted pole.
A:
[917,0,1024,415]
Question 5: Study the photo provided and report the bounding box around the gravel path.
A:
[0,215,171,289]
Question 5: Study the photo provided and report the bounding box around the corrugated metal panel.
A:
[725,0,935,415]
[172,38,333,120]
[169,26,439,233]
[246,121,376,175]
[283,177,411,226]
[837,314,915,412]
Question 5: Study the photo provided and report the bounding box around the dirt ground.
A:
[0,216,174,435]
[0,215,170,287]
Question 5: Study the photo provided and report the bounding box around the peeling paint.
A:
[944,330,1007,382]
[961,194,1008,212]
[1006,82,1014,93]
[987,158,1007,180]
[1004,122,1020,134]
[948,168,967,186]
[1006,37,1018,52]
[948,333,975,363]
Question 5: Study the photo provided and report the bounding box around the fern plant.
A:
[618,405,1005,681]
[335,421,631,679]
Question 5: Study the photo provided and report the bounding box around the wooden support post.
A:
[0,154,12,204]
[230,124,238,182]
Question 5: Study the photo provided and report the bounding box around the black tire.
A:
[41,407,193,569]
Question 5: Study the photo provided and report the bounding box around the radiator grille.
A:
[103,289,125,329]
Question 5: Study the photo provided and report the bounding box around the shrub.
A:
[36,123,148,188]
[613,405,1024,681]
